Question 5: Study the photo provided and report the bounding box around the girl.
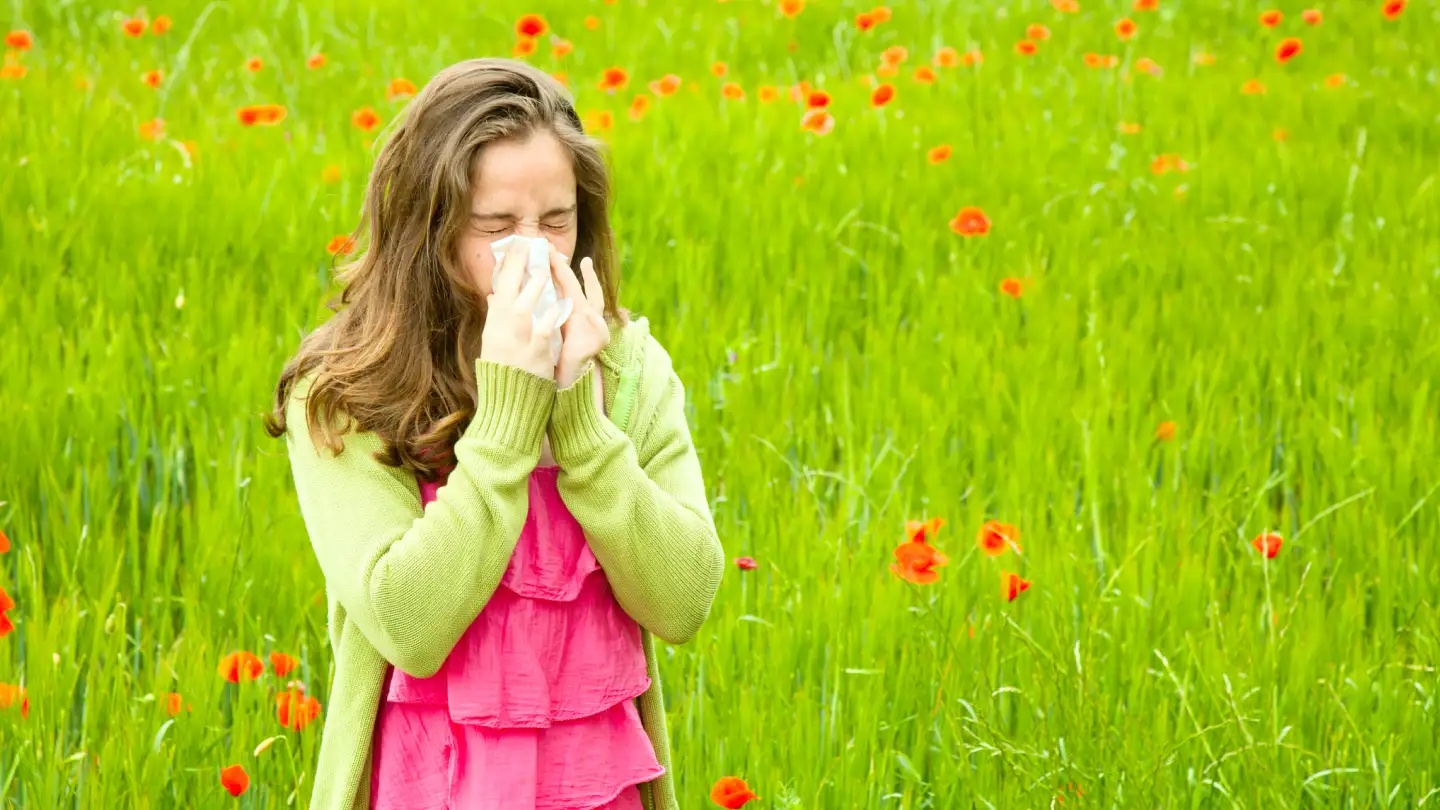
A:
[265,58,724,810]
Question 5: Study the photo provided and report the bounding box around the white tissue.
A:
[489,235,573,366]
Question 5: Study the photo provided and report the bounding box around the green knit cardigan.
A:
[283,316,724,810]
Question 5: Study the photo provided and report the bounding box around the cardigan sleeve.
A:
[284,359,554,678]
[547,350,724,645]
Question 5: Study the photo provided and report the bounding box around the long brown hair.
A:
[264,58,628,480]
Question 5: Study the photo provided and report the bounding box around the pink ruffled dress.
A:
[370,463,665,810]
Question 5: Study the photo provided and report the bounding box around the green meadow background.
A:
[3,0,1439,806]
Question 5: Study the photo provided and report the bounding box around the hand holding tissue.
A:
[489,235,574,367]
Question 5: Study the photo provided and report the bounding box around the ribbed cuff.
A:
[466,359,556,454]
[550,360,623,464]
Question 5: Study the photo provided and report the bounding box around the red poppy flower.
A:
[648,73,681,96]
[734,556,758,570]
[855,11,877,31]
[1026,23,1051,41]
[151,16,172,35]
[1134,0,1158,10]
[870,83,895,106]
[906,517,946,544]
[800,108,834,136]
[515,13,548,38]
[912,65,936,84]
[780,0,805,18]
[881,45,909,67]
[1301,8,1323,25]
[1382,0,1405,19]
[805,89,831,109]
[1000,278,1024,298]
[352,106,381,132]
[255,104,287,125]
[551,38,574,59]
[1259,9,1283,27]
[217,651,264,683]
[950,206,991,237]
[709,61,729,78]
[164,692,183,716]
[236,106,260,126]
[0,684,29,718]
[122,18,146,37]
[597,66,629,92]
[270,651,298,678]
[890,537,948,585]
[220,764,249,797]
[871,5,892,23]
[1003,571,1032,602]
[927,144,951,164]
[628,94,652,121]
[1154,420,1177,441]
[512,37,537,58]
[1115,17,1137,40]
[0,585,14,638]
[306,53,327,69]
[387,77,418,100]
[757,85,779,102]
[934,47,960,68]
[710,776,760,808]
[1252,532,1283,559]
[721,82,744,100]
[961,50,984,67]
[276,688,322,730]
[244,57,263,73]
[1274,37,1302,64]
[138,118,165,141]
[326,235,356,256]
[0,528,9,553]
[142,69,163,89]
[5,30,32,50]
[1150,153,1190,174]
[977,520,1021,556]
[1015,40,1038,56]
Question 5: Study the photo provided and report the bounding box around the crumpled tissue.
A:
[489,234,574,366]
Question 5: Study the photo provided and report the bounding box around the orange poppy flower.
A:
[1000,277,1024,298]
[583,15,600,30]
[1273,128,1290,142]
[1382,0,1406,19]
[881,45,909,66]
[905,517,946,544]
[321,164,343,183]
[961,49,984,67]
[0,585,14,638]
[218,651,264,683]
[245,57,263,73]
[597,66,629,92]
[1134,0,1158,9]
[710,777,760,809]
[757,85,779,102]
[1324,73,1346,88]
[0,684,29,718]
[1193,51,1216,66]
[270,651,298,678]
[151,16,172,35]
[648,73,681,96]
[950,206,991,237]
[256,104,287,125]
[1259,9,1282,27]
[1154,420,1177,441]
[800,108,834,136]
[1002,571,1032,602]
[387,77,418,100]
[1052,0,1080,11]
[913,66,936,84]
[710,61,728,78]
[306,53,327,69]
[870,83,895,106]
[977,520,1021,556]
[721,82,744,100]
[122,17,146,37]
[780,0,805,18]
[876,63,898,78]
[326,235,356,256]
[1134,57,1161,76]
[805,89,831,109]
[220,764,249,797]
[1084,52,1103,68]
[891,537,948,585]
[164,692,183,716]
[1301,8,1323,25]
[855,11,877,31]
[628,94,652,120]
[236,106,261,126]
[1252,532,1283,559]
[583,109,614,131]
[276,688,322,730]
[138,118,165,141]
[1150,153,1190,174]
[0,62,21,80]
[352,106,381,131]
[1241,78,1267,95]
[934,46,960,68]
[141,69,163,89]
[1274,37,1302,64]
[515,13,548,38]
[1026,23,1051,41]
[5,30,32,50]
[0,528,9,552]
[513,37,537,58]
[1015,40,1038,56]
[927,144,951,164]
[551,38,574,59]
[1115,18,1137,40]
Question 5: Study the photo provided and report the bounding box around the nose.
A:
[515,221,543,238]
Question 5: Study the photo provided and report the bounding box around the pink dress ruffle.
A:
[370,465,664,810]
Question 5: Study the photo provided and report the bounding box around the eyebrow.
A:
[470,205,576,221]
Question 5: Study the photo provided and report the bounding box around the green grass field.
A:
[3,0,1439,806]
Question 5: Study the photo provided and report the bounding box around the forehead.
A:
[471,130,576,209]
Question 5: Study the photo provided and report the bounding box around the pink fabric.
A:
[371,464,664,810]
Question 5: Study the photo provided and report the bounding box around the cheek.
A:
[554,231,578,259]
[458,232,499,295]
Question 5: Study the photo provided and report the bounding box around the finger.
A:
[548,244,584,303]
[495,237,528,300]
[514,264,548,314]
[579,256,605,313]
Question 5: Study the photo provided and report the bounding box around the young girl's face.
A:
[459,129,580,297]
